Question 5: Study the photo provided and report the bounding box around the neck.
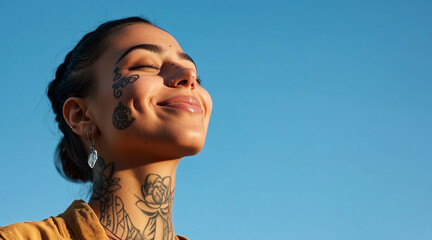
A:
[88,157,179,240]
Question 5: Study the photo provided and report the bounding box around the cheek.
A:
[199,88,213,124]
[129,76,162,114]
[89,74,117,128]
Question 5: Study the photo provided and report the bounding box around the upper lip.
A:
[158,95,202,108]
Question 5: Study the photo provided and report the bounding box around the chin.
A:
[180,143,204,157]
[110,124,208,161]
[172,135,206,157]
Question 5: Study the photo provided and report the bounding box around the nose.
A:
[167,66,197,89]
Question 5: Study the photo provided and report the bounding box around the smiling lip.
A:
[158,95,202,113]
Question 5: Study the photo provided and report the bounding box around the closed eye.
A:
[129,64,160,71]
[196,76,202,85]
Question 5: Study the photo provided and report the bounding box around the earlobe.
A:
[63,97,93,136]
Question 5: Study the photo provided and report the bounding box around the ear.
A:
[63,97,94,136]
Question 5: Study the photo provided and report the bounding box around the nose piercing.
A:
[192,73,195,78]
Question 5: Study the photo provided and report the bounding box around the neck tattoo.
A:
[91,158,175,240]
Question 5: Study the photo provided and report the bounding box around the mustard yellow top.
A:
[0,200,188,240]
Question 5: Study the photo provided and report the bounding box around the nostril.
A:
[177,80,188,86]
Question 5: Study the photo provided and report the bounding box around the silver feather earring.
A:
[86,129,98,168]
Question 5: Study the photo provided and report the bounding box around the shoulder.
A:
[0,200,108,240]
[0,216,70,240]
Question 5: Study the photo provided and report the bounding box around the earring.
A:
[86,129,98,168]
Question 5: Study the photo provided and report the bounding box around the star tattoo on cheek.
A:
[112,102,135,130]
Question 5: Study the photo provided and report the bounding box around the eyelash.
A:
[128,64,202,85]
[129,64,160,71]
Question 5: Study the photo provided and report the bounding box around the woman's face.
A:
[87,23,212,166]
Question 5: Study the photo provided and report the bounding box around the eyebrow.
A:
[178,52,196,66]
[116,43,196,68]
[116,44,162,64]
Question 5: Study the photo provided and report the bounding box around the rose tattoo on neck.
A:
[136,174,174,240]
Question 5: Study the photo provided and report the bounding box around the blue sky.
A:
[0,1,431,239]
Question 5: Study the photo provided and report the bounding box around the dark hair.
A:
[47,17,152,182]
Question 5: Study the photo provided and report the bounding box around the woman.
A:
[0,16,212,240]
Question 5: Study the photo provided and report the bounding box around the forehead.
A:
[108,23,181,51]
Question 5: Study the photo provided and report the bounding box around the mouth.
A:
[157,95,202,113]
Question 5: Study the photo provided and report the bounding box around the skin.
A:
[63,23,212,240]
